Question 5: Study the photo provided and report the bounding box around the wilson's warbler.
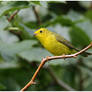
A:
[34,28,92,57]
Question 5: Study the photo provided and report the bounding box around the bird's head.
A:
[34,28,51,41]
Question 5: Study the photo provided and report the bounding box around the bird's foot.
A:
[46,56,50,60]
[62,54,66,60]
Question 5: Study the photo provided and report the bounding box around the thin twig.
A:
[32,6,42,25]
[21,42,92,91]
[47,67,75,91]
[8,10,19,22]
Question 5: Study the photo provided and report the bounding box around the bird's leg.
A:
[61,54,66,60]
[46,56,51,61]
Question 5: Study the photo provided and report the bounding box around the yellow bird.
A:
[34,28,92,57]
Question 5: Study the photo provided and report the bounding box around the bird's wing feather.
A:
[52,32,92,57]
[54,33,79,51]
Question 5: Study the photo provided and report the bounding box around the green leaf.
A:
[45,16,74,27]
[49,1,66,4]
[0,1,29,17]
[66,10,84,22]
[0,61,20,69]
[5,78,21,91]
[85,10,92,20]
[0,16,10,30]
[76,20,92,40]
[0,83,6,90]
[18,7,37,23]
[29,1,41,6]
[0,30,19,43]
[85,81,92,91]
[18,48,52,62]
[0,40,37,61]
[69,26,91,48]
[79,1,91,8]
[18,23,34,37]
[0,40,37,54]
[13,18,34,39]
[40,1,48,8]
[29,1,48,8]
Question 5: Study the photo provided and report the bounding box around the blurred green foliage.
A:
[0,1,92,91]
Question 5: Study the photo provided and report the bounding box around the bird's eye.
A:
[40,30,42,33]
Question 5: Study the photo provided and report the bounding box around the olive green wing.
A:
[53,32,92,57]
[54,33,79,51]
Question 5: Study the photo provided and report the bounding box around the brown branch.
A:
[21,42,92,91]
[8,10,19,22]
[47,67,75,91]
[32,6,42,25]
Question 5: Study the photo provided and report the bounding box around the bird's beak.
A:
[33,33,37,36]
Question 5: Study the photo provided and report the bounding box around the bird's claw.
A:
[46,56,50,60]
[62,54,66,60]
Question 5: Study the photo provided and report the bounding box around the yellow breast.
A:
[41,35,71,56]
